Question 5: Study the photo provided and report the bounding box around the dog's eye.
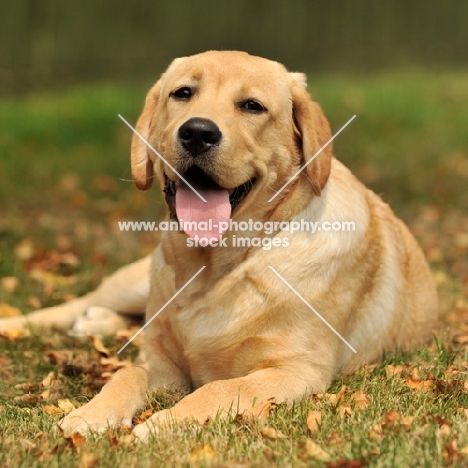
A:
[172,87,193,100]
[241,100,267,113]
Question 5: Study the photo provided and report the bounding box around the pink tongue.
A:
[176,185,231,242]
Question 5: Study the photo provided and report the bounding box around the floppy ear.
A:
[131,79,162,190]
[290,73,332,195]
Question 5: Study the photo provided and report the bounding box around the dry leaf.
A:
[260,427,285,439]
[0,328,29,341]
[40,371,55,388]
[15,240,35,261]
[368,423,383,439]
[39,388,51,401]
[243,398,276,422]
[351,390,370,410]
[383,410,400,424]
[190,445,216,464]
[91,337,111,357]
[400,415,415,430]
[79,450,99,468]
[28,296,42,309]
[314,393,338,405]
[134,408,155,425]
[116,328,145,347]
[101,356,132,370]
[338,405,352,419]
[107,431,119,451]
[385,364,405,377]
[306,411,321,433]
[1,277,19,293]
[405,377,433,391]
[0,303,22,318]
[66,432,86,452]
[58,399,76,414]
[43,405,63,417]
[302,439,330,462]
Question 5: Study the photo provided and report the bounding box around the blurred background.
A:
[0,0,467,321]
[1,0,468,91]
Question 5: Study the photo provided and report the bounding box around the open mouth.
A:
[163,166,256,240]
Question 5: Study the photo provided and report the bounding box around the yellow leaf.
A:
[0,303,22,318]
[90,337,111,357]
[385,364,405,377]
[58,399,76,414]
[303,439,330,462]
[260,427,286,439]
[243,397,276,422]
[405,377,433,391]
[306,411,321,433]
[43,405,63,417]
[1,277,19,293]
[400,415,415,430]
[352,389,370,410]
[40,371,55,388]
[190,445,216,464]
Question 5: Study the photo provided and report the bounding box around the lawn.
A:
[0,70,468,467]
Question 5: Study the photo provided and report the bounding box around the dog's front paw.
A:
[59,401,132,437]
[70,307,127,337]
[0,317,26,334]
[132,409,173,443]
[132,422,152,443]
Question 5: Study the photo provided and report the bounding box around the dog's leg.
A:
[0,255,151,334]
[58,366,148,436]
[58,358,190,436]
[132,366,324,442]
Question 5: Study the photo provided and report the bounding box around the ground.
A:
[0,70,467,467]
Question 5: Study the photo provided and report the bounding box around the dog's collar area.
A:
[163,168,256,221]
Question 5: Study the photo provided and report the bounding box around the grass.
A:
[1,69,468,467]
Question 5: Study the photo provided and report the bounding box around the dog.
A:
[1,51,437,441]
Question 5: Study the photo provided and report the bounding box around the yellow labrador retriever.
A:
[2,51,437,441]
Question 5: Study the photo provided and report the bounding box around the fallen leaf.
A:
[0,303,22,318]
[400,415,415,431]
[79,450,99,468]
[306,411,321,433]
[326,430,344,448]
[40,371,55,388]
[338,405,352,419]
[404,377,433,391]
[100,356,132,370]
[260,427,286,439]
[301,439,330,462]
[107,431,119,451]
[90,337,111,357]
[385,365,405,377]
[133,408,155,425]
[351,390,370,410]
[66,432,86,452]
[368,423,383,439]
[0,330,29,343]
[27,296,42,309]
[57,399,76,414]
[243,397,276,422]
[453,334,468,345]
[43,405,63,417]
[15,240,35,261]
[383,410,400,424]
[190,445,216,465]
[1,277,19,293]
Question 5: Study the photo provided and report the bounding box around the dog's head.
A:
[131,51,332,238]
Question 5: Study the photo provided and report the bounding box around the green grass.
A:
[1,70,468,467]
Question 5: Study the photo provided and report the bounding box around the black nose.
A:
[178,118,222,156]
